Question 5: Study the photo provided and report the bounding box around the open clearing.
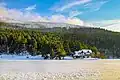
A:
[0,60,120,80]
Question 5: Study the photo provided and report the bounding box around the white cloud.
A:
[56,0,92,12]
[50,0,110,20]
[67,17,84,26]
[0,3,47,22]
[91,20,120,32]
[84,0,109,12]
[69,10,83,18]
[49,14,84,25]
[25,4,36,11]
[0,3,88,26]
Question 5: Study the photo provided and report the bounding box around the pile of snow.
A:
[84,58,99,60]
[64,56,73,60]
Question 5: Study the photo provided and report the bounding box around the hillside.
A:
[0,21,120,58]
[0,20,84,29]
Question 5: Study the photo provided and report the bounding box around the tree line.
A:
[0,27,102,59]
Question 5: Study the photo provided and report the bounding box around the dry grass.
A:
[0,60,120,80]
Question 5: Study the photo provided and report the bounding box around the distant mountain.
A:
[0,17,88,29]
[0,21,86,29]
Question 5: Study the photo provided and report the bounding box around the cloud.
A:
[25,4,36,11]
[50,0,110,20]
[56,0,92,12]
[69,10,83,18]
[0,2,88,26]
[84,0,109,12]
[90,20,120,32]
[49,14,84,25]
[0,3,46,22]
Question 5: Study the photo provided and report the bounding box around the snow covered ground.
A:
[0,54,100,61]
[0,60,120,80]
[0,54,74,60]
[0,54,44,60]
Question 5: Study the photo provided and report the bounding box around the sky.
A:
[0,0,120,32]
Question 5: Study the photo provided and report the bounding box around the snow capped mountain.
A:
[0,17,85,29]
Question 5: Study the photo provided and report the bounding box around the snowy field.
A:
[0,59,120,80]
[0,54,75,60]
[0,54,99,60]
[0,54,44,60]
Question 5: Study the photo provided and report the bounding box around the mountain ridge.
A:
[0,17,93,29]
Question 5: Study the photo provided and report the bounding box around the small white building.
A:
[73,49,92,58]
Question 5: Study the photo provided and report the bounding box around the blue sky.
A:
[0,0,120,32]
